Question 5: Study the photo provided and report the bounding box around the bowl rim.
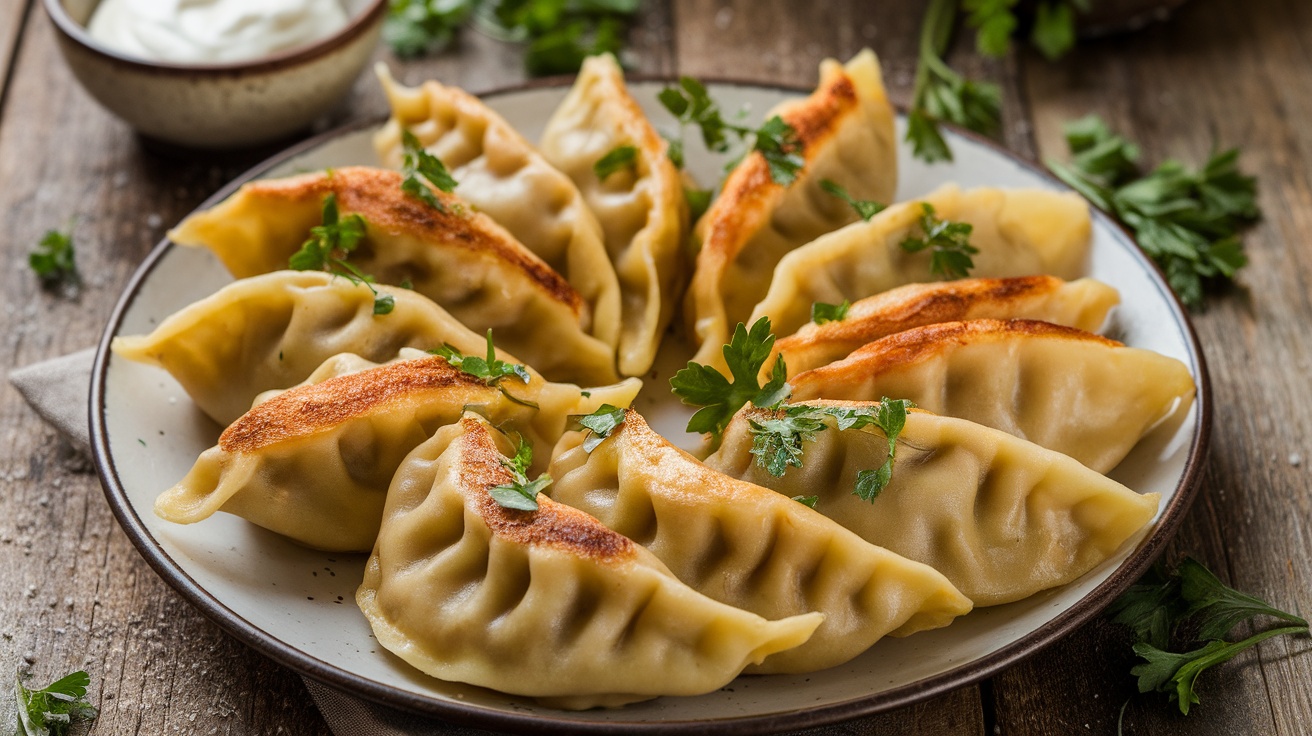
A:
[42,0,388,74]
[89,75,1213,735]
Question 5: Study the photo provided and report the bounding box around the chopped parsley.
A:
[489,437,552,511]
[577,404,627,452]
[811,300,851,325]
[899,202,978,280]
[593,145,639,180]
[14,669,97,736]
[670,317,790,440]
[400,130,457,210]
[432,329,536,408]
[820,179,885,221]
[658,78,805,186]
[288,193,394,315]
[792,495,819,509]
[29,227,79,288]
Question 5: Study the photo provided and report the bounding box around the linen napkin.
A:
[9,352,865,736]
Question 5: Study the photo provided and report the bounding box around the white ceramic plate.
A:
[91,79,1210,734]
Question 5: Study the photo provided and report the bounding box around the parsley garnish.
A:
[963,0,1017,57]
[963,0,1087,61]
[810,300,851,325]
[400,130,457,210]
[907,0,1002,163]
[658,78,805,186]
[820,179,885,221]
[488,437,552,511]
[384,0,476,58]
[593,145,638,181]
[577,404,626,452]
[29,227,79,288]
[746,400,914,500]
[899,202,978,279]
[670,317,790,439]
[684,187,712,222]
[1109,558,1309,715]
[432,329,537,408]
[792,495,819,509]
[384,0,638,76]
[288,194,395,315]
[14,669,97,736]
[1047,116,1259,307]
[1030,1,1088,61]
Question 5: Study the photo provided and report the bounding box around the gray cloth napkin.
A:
[8,351,492,736]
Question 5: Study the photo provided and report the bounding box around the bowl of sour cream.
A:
[43,0,386,148]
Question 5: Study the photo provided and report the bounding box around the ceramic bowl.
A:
[43,0,386,149]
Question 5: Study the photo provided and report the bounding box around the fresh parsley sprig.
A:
[432,329,537,408]
[289,194,395,315]
[384,0,477,58]
[400,130,458,210]
[907,0,1002,164]
[14,669,97,736]
[670,317,790,439]
[792,495,819,508]
[746,399,915,502]
[658,79,805,186]
[1109,557,1309,715]
[489,437,552,511]
[29,226,79,289]
[1047,116,1260,307]
[577,404,626,452]
[899,202,979,279]
[963,0,1088,61]
[820,179,885,221]
[593,145,638,181]
[810,300,851,325]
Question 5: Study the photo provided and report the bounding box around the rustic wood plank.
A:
[996,0,1312,733]
[0,0,29,106]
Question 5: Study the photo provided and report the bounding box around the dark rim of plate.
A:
[90,76,1212,736]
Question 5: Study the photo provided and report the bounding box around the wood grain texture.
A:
[0,0,29,104]
[1000,0,1312,733]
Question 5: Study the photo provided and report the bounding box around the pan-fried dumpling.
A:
[790,319,1195,473]
[548,409,970,674]
[705,401,1160,606]
[539,53,689,376]
[750,185,1094,340]
[154,353,640,552]
[373,66,622,350]
[168,166,618,385]
[112,271,527,426]
[772,276,1119,377]
[686,49,897,367]
[359,413,822,709]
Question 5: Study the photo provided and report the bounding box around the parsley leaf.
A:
[432,329,537,408]
[1109,557,1309,715]
[658,80,805,186]
[1047,116,1260,307]
[810,300,851,325]
[670,317,790,439]
[488,436,552,511]
[593,145,638,180]
[400,130,457,210]
[963,0,1018,57]
[792,495,820,509]
[577,404,626,452]
[745,399,914,501]
[288,193,394,315]
[14,669,97,736]
[29,227,79,288]
[684,187,712,222]
[908,0,1002,163]
[384,0,477,58]
[485,0,639,76]
[899,202,979,279]
[1031,1,1077,60]
[820,179,885,221]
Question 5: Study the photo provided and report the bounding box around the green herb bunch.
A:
[1047,116,1259,307]
[1109,558,1308,715]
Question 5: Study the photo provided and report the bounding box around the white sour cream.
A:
[86,0,351,64]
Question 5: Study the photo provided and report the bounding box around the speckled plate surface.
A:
[91,79,1210,734]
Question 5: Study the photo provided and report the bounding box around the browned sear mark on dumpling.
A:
[220,355,488,453]
[457,418,636,563]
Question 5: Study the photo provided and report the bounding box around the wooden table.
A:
[2,0,1309,733]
